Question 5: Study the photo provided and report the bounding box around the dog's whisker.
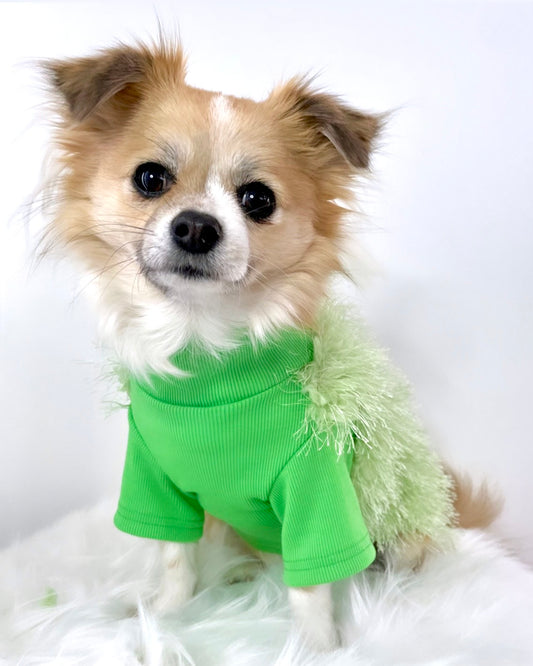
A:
[72,257,138,302]
[97,259,141,299]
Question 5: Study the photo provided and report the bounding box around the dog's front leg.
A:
[288,583,339,651]
[152,541,198,614]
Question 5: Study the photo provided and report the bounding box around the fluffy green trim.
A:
[298,302,455,550]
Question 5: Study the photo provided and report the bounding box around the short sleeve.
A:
[114,407,204,542]
[270,442,375,587]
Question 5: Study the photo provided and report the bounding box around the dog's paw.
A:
[150,578,195,615]
[302,623,340,652]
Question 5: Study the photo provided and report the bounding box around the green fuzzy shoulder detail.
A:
[297,302,455,550]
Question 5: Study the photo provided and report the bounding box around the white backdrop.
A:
[1,0,532,564]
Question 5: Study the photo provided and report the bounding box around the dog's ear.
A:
[45,45,151,123]
[45,44,187,127]
[270,77,383,170]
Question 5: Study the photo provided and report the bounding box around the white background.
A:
[1,1,532,563]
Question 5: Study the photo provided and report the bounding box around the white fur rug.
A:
[1,501,532,665]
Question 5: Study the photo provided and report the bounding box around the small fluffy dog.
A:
[42,40,495,651]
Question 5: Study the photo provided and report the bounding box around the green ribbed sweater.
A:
[114,328,376,587]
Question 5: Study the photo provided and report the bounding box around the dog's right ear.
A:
[45,45,151,124]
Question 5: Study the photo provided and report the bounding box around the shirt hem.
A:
[114,508,203,543]
[282,538,376,587]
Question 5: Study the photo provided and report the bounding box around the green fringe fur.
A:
[298,302,456,551]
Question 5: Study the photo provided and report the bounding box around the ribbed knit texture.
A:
[114,328,376,587]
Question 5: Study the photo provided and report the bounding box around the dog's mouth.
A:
[173,264,211,280]
[142,262,254,299]
[144,263,218,285]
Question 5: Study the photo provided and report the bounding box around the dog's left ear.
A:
[270,78,383,170]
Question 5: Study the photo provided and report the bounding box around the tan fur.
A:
[46,40,380,334]
[392,535,435,571]
[393,471,503,570]
[448,469,503,529]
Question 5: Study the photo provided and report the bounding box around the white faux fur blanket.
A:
[1,501,532,665]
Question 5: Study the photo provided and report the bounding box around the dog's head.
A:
[45,41,380,372]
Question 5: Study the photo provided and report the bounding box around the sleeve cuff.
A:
[114,506,204,543]
[282,535,376,587]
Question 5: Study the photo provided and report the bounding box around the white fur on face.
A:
[140,178,250,292]
[210,94,234,130]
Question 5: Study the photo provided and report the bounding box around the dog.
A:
[41,39,498,651]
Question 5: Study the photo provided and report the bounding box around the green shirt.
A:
[114,329,375,587]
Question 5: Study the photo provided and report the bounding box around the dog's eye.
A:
[133,162,173,198]
[236,182,276,222]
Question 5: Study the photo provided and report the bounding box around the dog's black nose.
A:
[170,210,222,254]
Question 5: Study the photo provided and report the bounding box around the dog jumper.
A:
[114,328,376,587]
